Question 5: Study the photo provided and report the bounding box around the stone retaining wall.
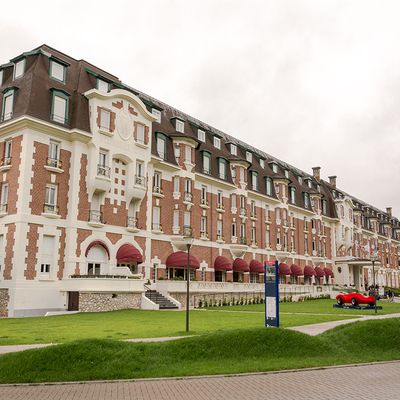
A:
[0,289,9,317]
[79,292,142,312]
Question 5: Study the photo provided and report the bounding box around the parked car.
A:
[336,292,375,307]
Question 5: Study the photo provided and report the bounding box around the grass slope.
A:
[0,318,399,384]
[0,308,356,345]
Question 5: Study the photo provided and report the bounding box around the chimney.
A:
[312,166,321,181]
[328,176,337,188]
[386,207,392,217]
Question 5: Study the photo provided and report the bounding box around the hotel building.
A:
[0,45,399,316]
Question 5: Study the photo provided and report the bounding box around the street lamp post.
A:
[183,235,194,333]
[371,255,378,314]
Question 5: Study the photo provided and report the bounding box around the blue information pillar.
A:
[264,260,279,328]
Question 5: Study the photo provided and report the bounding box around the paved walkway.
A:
[290,312,400,335]
[0,361,399,399]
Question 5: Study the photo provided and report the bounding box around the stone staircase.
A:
[145,290,178,310]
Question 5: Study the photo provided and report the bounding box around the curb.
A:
[1,359,399,387]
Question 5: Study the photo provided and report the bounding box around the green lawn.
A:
[0,307,357,345]
[0,318,399,384]
[209,299,400,315]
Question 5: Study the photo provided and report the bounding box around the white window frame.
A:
[231,193,237,209]
[259,158,265,169]
[50,60,66,82]
[0,70,3,86]
[4,140,12,159]
[230,143,237,155]
[213,136,221,149]
[246,151,252,162]
[52,94,67,124]
[219,159,227,180]
[100,109,111,131]
[2,91,14,121]
[184,145,192,163]
[136,124,145,144]
[13,59,25,80]
[97,78,109,92]
[176,119,184,133]
[266,178,272,196]
[152,108,161,123]
[0,183,8,208]
[272,163,278,173]
[157,136,166,159]
[173,210,180,228]
[198,129,205,142]
[290,187,296,204]
[174,176,180,192]
[98,149,108,167]
[45,184,57,210]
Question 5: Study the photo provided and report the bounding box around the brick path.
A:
[0,362,399,400]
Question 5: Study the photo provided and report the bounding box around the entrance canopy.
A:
[315,266,325,278]
[290,264,303,276]
[116,243,143,263]
[324,267,334,278]
[278,263,291,276]
[214,256,233,271]
[304,265,316,277]
[166,251,200,269]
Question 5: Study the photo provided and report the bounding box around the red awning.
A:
[315,266,325,277]
[290,264,303,276]
[324,267,334,278]
[85,240,110,259]
[249,259,264,273]
[233,258,250,272]
[304,265,316,277]
[166,251,200,269]
[116,243,143,264]
[278,263,291,275]
[214,256,233,271]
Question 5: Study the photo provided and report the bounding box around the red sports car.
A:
[336,292,375,307]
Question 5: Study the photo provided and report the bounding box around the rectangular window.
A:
[48,141,59,161]
[217,220,223,237]
[152,108,161,123]
[272,163,278,173]
[259,159,265,169]
[201,216,207,234]
[0,235,4,275]
[0,183,8,210]
[198,129,205,142]
[157,136,166,159]
[290,187,296,204]
[219,159,227,179]
[265,229,270,247]
[240,195,246,209]
[308,180,312,188]
[240,223,245,239]
[100,109,111,131]
[251,226,256,242]
[153,171,161,190]
[152,206,160,226]
[304,193,310,209]
[266,178,272,196]
[322,200,327,214]
[0,70,3,86]
[4,140,12,159]
[217,190,223,207]
[213,136,221,149]
[251,172,258,190]
[174,176,180,192]
[173,210,179,228]
[265,204,270,220]
[251,200,256,215]
[285,170,289,178]
[232,223,236,237]
[2,91,14,121]
[98,150,108,167]
[230,143,237,155]
[52,93,68,124]
[201,185,207,201]
[45,184,57,205]
[40,235,55,276]
[136,124,145,144]
[14,59,25,79]
[176,119,184,133]
[185,179,192,193]
[50,60,66,82]
[136,161,144,177]
[298,176,303,184]
[184,211,191,227]
[231,193,236,209]
[246,151,252,162]
[184,145,192,163]
[97,78,109,92]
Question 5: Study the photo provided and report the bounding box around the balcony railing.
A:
[250,211,256,219]
[183,191,193,203]
[216,203,225,211]
[153,186,163,195]
[216,234,224,242]
[97,164,110,178]
[239,236,247,245]
[239,207,246,216]
[0,157,11,167]
[200,231,208,239]
[47,157,62,169]
[127,216,138,229]
[89,210,103,224]
[135,175,146,186]
[152,223,163,232]
[183,226,193,237]
[43,203,59,214]
[200,198,209,206]
[0,204,7,213]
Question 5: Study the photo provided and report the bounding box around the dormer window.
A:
[251,171,258,191]
[322,200,327,215]
[246,151,252,163]
[2,89,14,122]
[0,70,3,86]
[96,78,109,92]
[156,133,166,159]
[176,119,184,133]
[49,60,66,83]
[218,158,227,180]
[152,108,161,123]
[230,143,237,156]
[304,193,310,209]
[13,59,25,80]
[317,184,321,192]
[259,159,265,169]
[298,176,303,184]
[290,187,296,204]
[202,151,211,174]
[266,177,273,196]
[285,170,289,178]
[307,180,312,188]
[50,90,69,125]
[198,129,205,142]
[214,136,221,149]
[271,163,278,173]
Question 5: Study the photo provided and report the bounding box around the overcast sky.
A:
[1,0,399,216]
